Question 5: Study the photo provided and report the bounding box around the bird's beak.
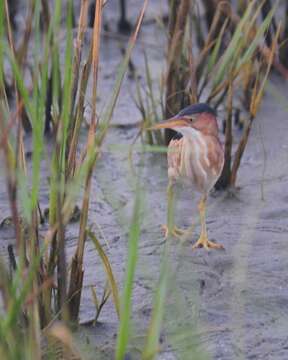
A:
[146,117,190,130]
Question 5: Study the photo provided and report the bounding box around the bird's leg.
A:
[161,224,187,238]
[192,196,224,250]
[161,181,187,239]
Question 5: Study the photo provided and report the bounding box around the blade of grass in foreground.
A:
[87,229,120,317]
[115,184,143,360]
[142,246,169,360]
[142,181,175,360]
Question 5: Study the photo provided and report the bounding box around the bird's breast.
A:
[167,129,224,193]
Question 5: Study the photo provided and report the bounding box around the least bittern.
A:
[150,103,224,250]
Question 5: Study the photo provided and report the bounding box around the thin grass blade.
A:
[87,229,120,317]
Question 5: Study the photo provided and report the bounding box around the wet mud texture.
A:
[1,1,288,359]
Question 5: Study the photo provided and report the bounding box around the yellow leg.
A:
[192,196,224,250]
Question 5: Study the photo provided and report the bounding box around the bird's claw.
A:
[192,236,224,250]
[161,224,187,239]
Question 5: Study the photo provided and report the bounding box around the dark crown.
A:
[177,103,216,117]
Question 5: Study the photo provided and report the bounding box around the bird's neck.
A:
[192,113,219,137]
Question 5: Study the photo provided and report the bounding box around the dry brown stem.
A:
[68,0,103,322]
[215,82,233,189]
[165,0,193,144]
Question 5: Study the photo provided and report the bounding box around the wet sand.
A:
[1,1,288,359]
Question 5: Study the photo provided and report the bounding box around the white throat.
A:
[175,126,199,138]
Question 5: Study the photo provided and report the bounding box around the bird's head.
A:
[148,103,218,137]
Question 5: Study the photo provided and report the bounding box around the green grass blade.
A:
[142,183,175,360]
[2,245,46,332]
[142,250,169,360]
[206,19,228,75]
[115,185,142,360]
[87,229,120,318]
[212,0,256,88]
[7,49,35,120]
[236,5,277,69]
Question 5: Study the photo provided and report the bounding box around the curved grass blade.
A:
[212,0,256,88]
[236,4,277,70]
[87,229,120,318]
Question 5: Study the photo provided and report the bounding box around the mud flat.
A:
[1,1,288,358]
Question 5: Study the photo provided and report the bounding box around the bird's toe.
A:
[192,237,224,250]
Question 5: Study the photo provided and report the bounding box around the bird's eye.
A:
[183,115,194,122]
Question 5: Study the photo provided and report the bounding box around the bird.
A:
[149,103,224,250]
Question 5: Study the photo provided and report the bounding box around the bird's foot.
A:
[192,235,224,250]
[161,224,188,239]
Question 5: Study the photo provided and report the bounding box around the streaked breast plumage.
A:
[168,128,224,193]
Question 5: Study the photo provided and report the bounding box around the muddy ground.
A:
[1,1,288,359]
